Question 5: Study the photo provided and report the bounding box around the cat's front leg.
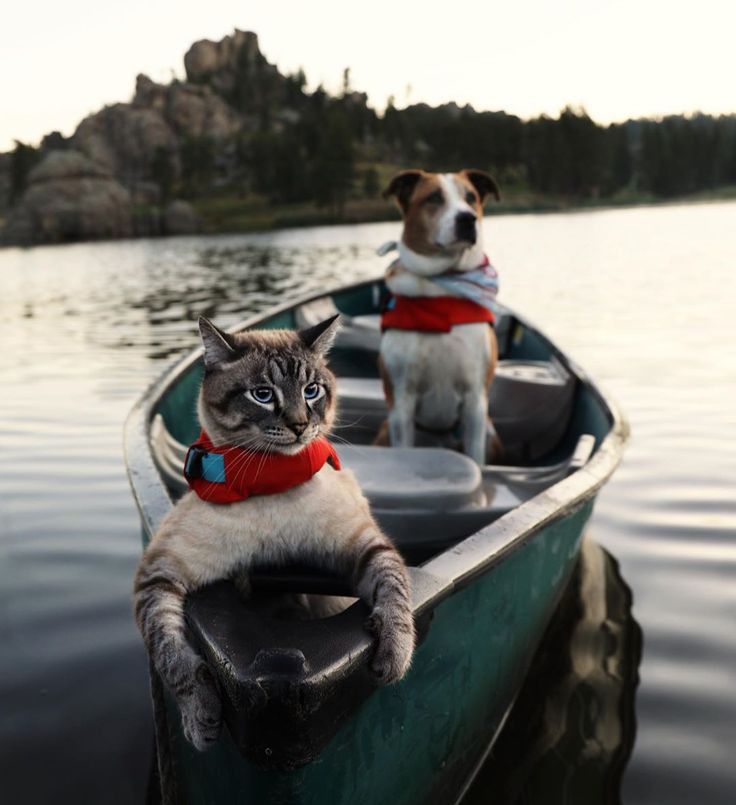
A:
[345,522,416,683]
[134,543,222,751]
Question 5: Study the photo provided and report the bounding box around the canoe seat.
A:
[335,445,483,511]
[334,359,575,463]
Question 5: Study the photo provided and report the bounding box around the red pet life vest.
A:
[184,430,341,504]
[381,295,494,333]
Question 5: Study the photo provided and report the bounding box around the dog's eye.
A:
[251,387,274,404]
[465,191,477,204]
[303,382,322,400]
[424,191,444,205]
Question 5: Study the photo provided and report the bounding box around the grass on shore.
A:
[190,185,736,236]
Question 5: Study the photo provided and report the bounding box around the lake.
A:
[1,201,735,804]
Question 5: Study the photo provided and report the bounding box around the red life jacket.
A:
[381,255,497,332]
[381,295,494,333]
[184,430,341,505]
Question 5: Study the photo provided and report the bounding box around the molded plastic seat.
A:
[335,445,483,511]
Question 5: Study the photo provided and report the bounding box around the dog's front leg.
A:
[388,391,416,448]
[461,391,488,466]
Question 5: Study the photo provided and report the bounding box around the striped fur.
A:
[134,316,415,751]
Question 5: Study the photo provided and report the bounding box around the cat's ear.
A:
[298,314,340,356]
[198,316,237,369]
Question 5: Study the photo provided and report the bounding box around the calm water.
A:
[1,202,735,804]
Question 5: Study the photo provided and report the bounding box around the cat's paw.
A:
[179,664,222,751]
[365,606,416,685]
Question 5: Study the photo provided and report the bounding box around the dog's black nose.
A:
[455,211,477,243]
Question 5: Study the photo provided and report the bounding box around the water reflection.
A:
[1,202,735,804]
[128,242,379,360]
[465,539,642,804]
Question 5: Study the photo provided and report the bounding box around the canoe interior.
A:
[155,280,610,453]
[129,278,624,804]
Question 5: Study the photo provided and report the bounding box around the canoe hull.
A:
[160,500,593,805]
[124,278,627,804]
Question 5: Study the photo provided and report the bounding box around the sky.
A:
[1,0,735,151]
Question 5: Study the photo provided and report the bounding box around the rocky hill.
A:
[0,31,303,244]
[3,30,735,245]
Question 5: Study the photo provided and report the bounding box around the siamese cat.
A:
[134,315,415,750]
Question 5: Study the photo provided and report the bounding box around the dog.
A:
[376,169,502,466]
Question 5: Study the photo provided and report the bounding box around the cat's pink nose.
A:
[288,421,308,436]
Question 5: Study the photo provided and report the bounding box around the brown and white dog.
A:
[377,169,502,465]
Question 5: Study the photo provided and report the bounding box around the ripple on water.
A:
[2,205,736,804]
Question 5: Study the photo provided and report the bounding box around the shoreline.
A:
[2,187,735,248]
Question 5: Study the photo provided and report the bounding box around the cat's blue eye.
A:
[252,387,274,404]
[303,383,321,400]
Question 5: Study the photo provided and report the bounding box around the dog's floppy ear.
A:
[463,169,501,203]
[383,170,424,211]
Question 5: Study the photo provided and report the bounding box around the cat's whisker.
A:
[326,432,376,458]
[332,415,370,429]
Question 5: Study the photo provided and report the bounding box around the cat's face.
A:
[196,315,339,455]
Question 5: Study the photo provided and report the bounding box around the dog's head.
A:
[384,169,500,259]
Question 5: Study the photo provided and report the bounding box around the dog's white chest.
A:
[381,323,490,430]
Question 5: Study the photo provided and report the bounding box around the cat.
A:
[133,314,415,751]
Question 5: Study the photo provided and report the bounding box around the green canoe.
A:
[124,277,628,805]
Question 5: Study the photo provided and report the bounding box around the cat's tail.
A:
[133,548,222,751]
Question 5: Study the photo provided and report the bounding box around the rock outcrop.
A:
[1,150,133,244]
[184,30,262,95]
[165,81,240,142]
[73,103,179,198]
[0,29,279,244]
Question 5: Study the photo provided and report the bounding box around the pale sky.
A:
[2,0,735,152]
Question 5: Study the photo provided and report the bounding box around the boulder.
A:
[1,150,133,244]
[183,28,289,112]
[73,103,179,182]
[165,82,239,141]
[163,199,199,235]
[26,149,108,183]
[133,74,168,112]
[184,29,261,93]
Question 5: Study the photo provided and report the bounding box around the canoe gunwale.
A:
[124,275,629,619]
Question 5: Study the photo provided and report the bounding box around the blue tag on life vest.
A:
[185,448,226,484]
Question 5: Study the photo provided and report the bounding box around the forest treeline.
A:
[5,54,736,229]
[245,86,736,208]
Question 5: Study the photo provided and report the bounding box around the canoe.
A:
[124,277,628,805]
